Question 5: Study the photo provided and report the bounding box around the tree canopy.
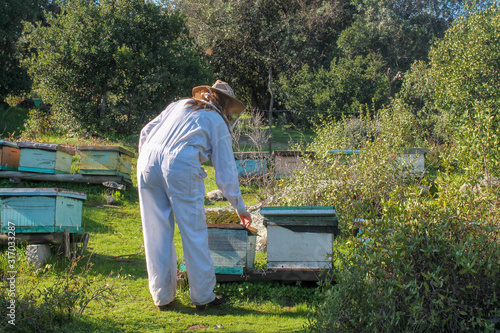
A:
[179,0,355,110]
[22,0,212,134]
[0,0,56,104]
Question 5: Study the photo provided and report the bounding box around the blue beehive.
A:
[0,188,86,233]
[233,152,268,177]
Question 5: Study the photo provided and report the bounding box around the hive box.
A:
[272,150,315,178]
[18,142,75,174]
[182,224,256,275]
[397,148,427,177]
[233,151,268,177]
[77,146,135,179]
[261,206,340,269]
[0,140,20,171]
[0,188,87,233]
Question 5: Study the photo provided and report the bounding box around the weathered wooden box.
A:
[0,140,20,171]
[182,224,256,275]
[396,148,427,177]
[77,146,135,179]
[261,206,340,269]
[272,150,315,178]
[0,188,86,233]
[18,142,75,174]
[234,151,268,177]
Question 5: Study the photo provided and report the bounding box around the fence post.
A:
[268,67,274,153]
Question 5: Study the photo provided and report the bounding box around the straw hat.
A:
[192,80,246,117]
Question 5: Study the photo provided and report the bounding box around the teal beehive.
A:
[18,142,75,174]
[0,188,86,233]
[181,224,257,275]
[233,151,268,177]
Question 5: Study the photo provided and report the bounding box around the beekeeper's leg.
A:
[168,171,216,306]
[138,162,177,306]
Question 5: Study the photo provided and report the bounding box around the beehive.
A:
[272,150,315,178]
[0,188,86,233]
[0,140,20,171]
[397,148,427,177]
[18,142,75,174]
[77,146,135,179]
[261,206,340,269]
[233,151,268,177]
[182,224,256,275]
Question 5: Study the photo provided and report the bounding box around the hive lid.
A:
[260,206,337,217]
[233,151,269,160]
[0,140,18,148]
[402,148,427,154]
[17,142,76,155]
[0,188,87,200]
[206,223,257,235]
[272,150,315,157]
[328,149,363,155]
[77,145,135,157]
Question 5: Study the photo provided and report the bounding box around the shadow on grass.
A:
[82,216,116,234]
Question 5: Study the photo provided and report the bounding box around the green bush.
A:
[307,175,500,332]
[0,253,120,332]
[271,106,425,234]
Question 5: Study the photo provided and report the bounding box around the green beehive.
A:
[0,188,86,233]
[78,146,135,179]
[261,206,339,269]
[182,224,257,275]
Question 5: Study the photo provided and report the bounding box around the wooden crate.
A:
[272,150,315,178]
[233,152,268,177]
[0,188,86,233]
[182,224,257,275]
[0,140,20,171]
[261,206,339,269]
[77,146,135,179]
[18,142,75,174]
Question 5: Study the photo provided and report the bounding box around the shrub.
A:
[0,253,119,332]
[306,175,500,332]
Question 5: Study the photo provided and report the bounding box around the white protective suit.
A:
[137,99,246,307]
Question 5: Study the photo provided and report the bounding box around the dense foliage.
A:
[270,5,500,331]
[0,0,56,104]
[179,0,355,110]
[22,0,212,135]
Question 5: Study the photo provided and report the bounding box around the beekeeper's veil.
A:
[192,80,245,131]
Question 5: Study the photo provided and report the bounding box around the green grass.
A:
[0,174,316,332]
[0,113,319,331]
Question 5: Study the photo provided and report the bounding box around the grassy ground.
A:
[0,106,320,332]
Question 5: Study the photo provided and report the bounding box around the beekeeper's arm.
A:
[211,124,252,227]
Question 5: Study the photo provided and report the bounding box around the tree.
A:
[278,53,387,125]
[337,0,483,72]
[430,3,500,180]
[178,0,355,110]
[0,0,55,105]
[22,0,212,135]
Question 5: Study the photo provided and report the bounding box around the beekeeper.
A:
[137,80,252,311]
